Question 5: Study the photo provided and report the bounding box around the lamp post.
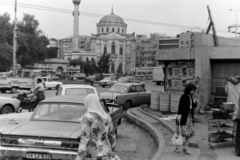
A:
[13,0,17,76]
[229,9,240,38]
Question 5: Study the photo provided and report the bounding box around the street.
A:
[0,82,164,160]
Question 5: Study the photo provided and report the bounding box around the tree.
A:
[0,13,13,71]
[17,14,49,67]
[97,53,111,74]
[46,47,58,59]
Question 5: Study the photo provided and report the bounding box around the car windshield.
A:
[109,85,128,93]
[32,103,85,122]
[103,77,111,80]
[65,88,88,95]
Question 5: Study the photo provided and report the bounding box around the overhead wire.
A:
[0,0,232,34]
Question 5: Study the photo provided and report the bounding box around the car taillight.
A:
[61,141,79,148]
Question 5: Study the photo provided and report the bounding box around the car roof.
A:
[40,95,85,104]
[60,84,96,89]
[114,82,142,87]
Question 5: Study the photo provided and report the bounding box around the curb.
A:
[126,109,165,160]
[139,107,199,148]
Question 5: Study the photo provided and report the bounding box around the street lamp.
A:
[229,9,240,37]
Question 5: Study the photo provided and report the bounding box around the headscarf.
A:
[84,94,108,119]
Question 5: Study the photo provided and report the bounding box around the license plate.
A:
[26,153,51,159]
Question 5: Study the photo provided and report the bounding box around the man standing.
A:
[33,78,45,108]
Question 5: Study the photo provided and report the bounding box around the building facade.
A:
[155,31,240,107]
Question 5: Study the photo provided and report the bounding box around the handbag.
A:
[171,119,183,146]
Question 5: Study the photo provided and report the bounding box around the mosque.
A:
[58,0,136,74]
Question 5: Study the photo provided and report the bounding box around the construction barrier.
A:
[150,90,160,110]
[159,92,171,112]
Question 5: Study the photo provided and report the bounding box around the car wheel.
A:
[0,89,6,93]
[115,129,118,139]
[102,85,105,88]
[55,85,60,90]
[1,105,14,114]
[156,82,160,85]
[236,121,240,156]
[124,100,132,110]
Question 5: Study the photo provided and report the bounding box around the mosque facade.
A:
[59,8,136,74]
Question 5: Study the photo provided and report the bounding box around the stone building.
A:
[155,31,240,107]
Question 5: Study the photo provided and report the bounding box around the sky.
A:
[0,0,239,39]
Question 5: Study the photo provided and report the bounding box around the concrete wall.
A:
[194,32,240,47]
[194,47,211,106]
[210,47,240,59]
[155,48,194,60]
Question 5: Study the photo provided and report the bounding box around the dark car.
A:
[0,95,124,159]
[100,83,150,110]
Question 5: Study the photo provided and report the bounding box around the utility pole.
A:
[13,0,17,76]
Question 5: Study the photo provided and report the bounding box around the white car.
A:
[55,84,98,97]
[0,96,21,114]
[42,77,63,90]
[98,76,118,88]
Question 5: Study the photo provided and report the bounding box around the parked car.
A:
[0,76,34,93]
[98,76,118,88]
[42,77,63,90]
[56,84,98,97]
[0,95,124,159]
[100,83,150,110]
[0,96,21,114]
[117,76,145,88]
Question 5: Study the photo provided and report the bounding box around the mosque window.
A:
[118,28,120,33]
[122,29,124,33]
[112,42,115,54]
[107,28,109,32]
[120,46,123,55]
[112,28,115,32]
[104,45,107,54]
[102,28,104,33]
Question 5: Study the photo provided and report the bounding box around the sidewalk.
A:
[130,106,239,160]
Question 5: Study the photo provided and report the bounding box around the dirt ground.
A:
[115,120,157,160]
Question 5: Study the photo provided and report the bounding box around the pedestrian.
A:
[175,83,197,154]
[32,78,45,110]
[75,94,120,160]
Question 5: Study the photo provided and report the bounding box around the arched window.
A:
[102,28,104,33]
[104,45,107,54]
[111,42,115,54]
[107,28,109,32]
[118,28,120,33]
[122,29,124,33]
[119,46,123,55]
[86,57,89,61]
[112,28,114,32]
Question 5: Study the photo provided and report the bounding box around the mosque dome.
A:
[97,8,127,34]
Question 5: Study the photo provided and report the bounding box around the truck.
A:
[0,77,34,93]
[152,66,165,85]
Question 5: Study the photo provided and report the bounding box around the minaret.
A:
[72,0,81,53]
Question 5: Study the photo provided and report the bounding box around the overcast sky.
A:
[0,0,239,39]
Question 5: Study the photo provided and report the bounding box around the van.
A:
[152,66,164,85]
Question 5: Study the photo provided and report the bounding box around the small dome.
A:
[99,13,125,24]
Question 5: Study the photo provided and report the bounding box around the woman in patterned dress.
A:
[75,94,120,160]
[175,83,197,154]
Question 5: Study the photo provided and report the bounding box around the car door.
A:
[136,85,150,105]
[127,85,138,106]
[42,78,48,88]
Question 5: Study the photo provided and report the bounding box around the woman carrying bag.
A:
[174,83,197,154]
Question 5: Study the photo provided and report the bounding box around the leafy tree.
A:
[97,53,111,73]
[0,13,13,71]
[46,47,58,59]
[16,14,49,67]
[69,57,85,73]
